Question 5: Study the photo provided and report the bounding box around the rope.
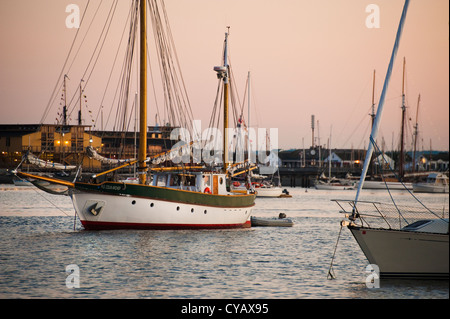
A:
[29,187,72,217]
[327,224,343,280]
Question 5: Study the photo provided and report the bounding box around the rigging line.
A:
[118,11,138,133]
[149,1,173,125]
[371,136,446,221]
[111,1,139,131]
[327,223,343,280]
[146,26,162,128]
[79,0,120,96]
[40,0,92,124]
[51,0,106,126]
[66,0,104,75]
[337,74,373,147]
[30,186,72,217]
[93,1,134,133]
[159,0,194,121]
[150,0,194,133]
[372,137,408,224]
[67,0,119,121]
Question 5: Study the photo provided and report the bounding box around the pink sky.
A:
[0,0,448,151]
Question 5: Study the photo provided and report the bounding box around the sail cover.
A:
[27,153,77,170]
[86,146,136,165]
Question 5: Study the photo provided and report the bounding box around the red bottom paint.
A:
[80,220,252,230]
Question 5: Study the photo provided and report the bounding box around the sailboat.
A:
[15,0,256,230]
[334,0,449,279]
[230,71,285,198]
[360,57,413,190]
[314,130,354,190]
[412,172,449,193]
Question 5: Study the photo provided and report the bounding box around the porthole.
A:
[219,177,223,184]
[150,203,154,207]
[204,210,207,214]
[132,200,136,205]
[191,208,194,213]
[176,206,180,211]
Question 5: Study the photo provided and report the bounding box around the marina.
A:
[0,0,448,304]
[0,185,448,299]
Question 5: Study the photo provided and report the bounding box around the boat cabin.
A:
[152,171,228,195]
[426,173,449,186]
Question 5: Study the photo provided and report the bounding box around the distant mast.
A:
[412,94,420,174]
[63,74,69,126]
[369,70,376,179]
[399,57,407,180]
[78,80,84,126]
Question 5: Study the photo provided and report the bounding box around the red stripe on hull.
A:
[80,220,251,230]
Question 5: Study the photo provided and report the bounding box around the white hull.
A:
[71,191,253,229]
[315,183,353,190]
[413,183,449,193]
[358,180,413,190]
[349,226,449,278]
[255,187,283,197]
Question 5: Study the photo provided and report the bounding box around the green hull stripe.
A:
[74,182,255,208]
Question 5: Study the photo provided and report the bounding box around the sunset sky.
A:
[0,0,448,151]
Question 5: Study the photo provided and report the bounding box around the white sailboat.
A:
[315,130,354,190]
[230,71,285,198]
[335,0,449,279]
[15,0,256,230]
[413,173,449,193]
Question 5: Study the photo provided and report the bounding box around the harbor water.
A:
[0,184,448,299]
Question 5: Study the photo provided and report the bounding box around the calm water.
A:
[0,184,448,299]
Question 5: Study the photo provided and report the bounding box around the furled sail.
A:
[86,146,135,165]
[27,153,77,170]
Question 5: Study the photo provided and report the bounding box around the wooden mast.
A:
[138,0,148,184]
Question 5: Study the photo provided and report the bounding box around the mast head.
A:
[213,28,230,82]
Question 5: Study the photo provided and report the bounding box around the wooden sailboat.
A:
[16,0,256,230]
[335,0,449,279]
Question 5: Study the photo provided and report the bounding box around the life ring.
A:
[204,187,211,194]
[233,181,240,187]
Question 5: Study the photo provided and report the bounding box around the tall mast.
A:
[78,80,83,126]
[63,74,68,126]
[354,0,410,205]
[369,70,376,179]
[371,70,376,127]
[399,57,406,179]
[412,94,420,174]
[138,0,148,185]
[223,28,230,171]
[247,71,251,163]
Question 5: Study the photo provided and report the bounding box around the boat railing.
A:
[333,199,449,231]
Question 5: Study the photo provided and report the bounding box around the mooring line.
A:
[327,224,343,280]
